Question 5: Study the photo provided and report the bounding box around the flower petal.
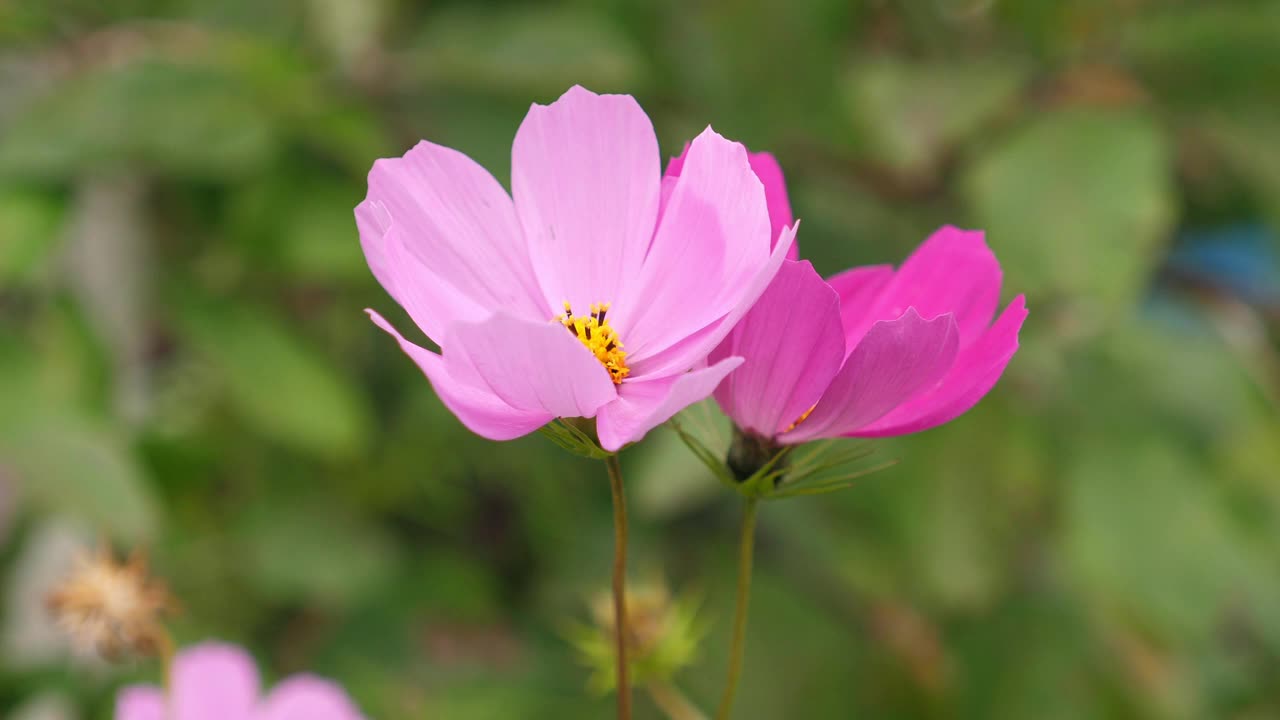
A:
[367,310,552,440]
[116,687,166,720]
[628,221,797,379]
[361,211,489,342]
[709,260,843,437]
[171,643,260,720]
[746,151,799,260]
[664,146,796,258]
[781,308,960,443]
[257,676,364,720]
[363,139,547,325]
[512,85,661,313]
[852,295,1027,437]
[596,357,743,452]
[825,264,894,343]
[840,226,1002,350]
[616,126,773,362]
[446,313,618,419]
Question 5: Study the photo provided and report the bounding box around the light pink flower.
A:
[663,145,799,261]
[357,86,792,451]
[702,158,1026,444]
[115,642,364,720]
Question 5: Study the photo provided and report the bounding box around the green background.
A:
[3,0,1280,717]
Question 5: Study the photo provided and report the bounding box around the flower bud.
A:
[569,580,705,692]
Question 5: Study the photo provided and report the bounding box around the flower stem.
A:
[649,681,709,720]
[605,454,633,720]
[157,629,175,688]
[153,625,176,720]
[715,498,759,720]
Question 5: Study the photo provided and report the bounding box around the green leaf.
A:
[844,57,1027,174]
[237,501,399,607]
[1121,3,1280,110]
[1,415,158,543]
[411,6,646,97]
[0,187,62,284]
[0,59,276,180]
[228,177,369,282]
[1200,114,1280,229]
[177,304,372,458]
[1064,443,1268,642]
[964,110,1176,309]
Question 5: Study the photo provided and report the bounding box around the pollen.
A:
[46,545,173,661]
[559,301,630,384]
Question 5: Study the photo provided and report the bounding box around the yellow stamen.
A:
[558,301,630,384]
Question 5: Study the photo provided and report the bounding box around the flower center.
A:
[560,302,630,384]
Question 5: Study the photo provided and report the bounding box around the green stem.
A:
[605,454,633,720]
[155,626,176,720]
[715,498,759,720]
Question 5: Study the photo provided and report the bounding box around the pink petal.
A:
[627,221,797,379]
[840,226,1002,350]
[853,295,1027,437]
[361,212,488,342]
[362,139,547,331]
[709,260,844,437]
[825,264,894,344]
[115,686,166,720]
[781,308,960,443]
[617,127,776,362]
[367,310,552,440]
[596,357,743,452]
[446,312,618,419]
[171,643,260,720]
[511,85,660,314]
[746,152,799,260]
[662,146,797,257]
[257,676,364,720]
[354,198,398,302]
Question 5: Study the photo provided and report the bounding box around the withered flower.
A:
[46,545,174,661]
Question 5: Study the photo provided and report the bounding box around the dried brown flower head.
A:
[46,545,174,661]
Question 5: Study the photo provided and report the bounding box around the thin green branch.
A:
[605,454,633,720]
[715,498,759,720]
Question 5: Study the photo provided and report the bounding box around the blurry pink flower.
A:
[706,162,1026,445]
[357,86,792,451]
[115,642,364,720]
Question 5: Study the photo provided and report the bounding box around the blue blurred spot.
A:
[1164,223,1280,308]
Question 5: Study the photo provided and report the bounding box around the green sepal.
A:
[564,585,708,694]
[669,417,737,487]
[538,419,613,459]
[670,411,896,501]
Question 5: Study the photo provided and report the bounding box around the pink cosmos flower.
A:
[357,86,792,451]
[115,642,364,720]
[690,156,1026,449]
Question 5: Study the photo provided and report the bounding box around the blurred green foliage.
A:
[3,0,1280,718]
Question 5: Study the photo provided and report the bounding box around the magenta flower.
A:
[115,642,364,720]
[703,164,1026,445]
[357,86,793,451]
